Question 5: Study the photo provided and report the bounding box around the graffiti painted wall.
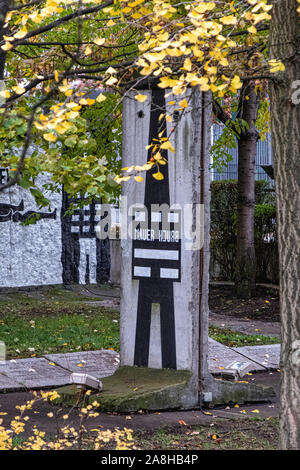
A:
[0,170,110,288]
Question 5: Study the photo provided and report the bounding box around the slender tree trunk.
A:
[235,83,260,298]
[269,0,300,450]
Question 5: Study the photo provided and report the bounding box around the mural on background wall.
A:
[0,199,57,223]
[0,169,110,288]
[61,191,110,285]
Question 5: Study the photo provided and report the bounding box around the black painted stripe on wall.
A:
[133,88,177,369]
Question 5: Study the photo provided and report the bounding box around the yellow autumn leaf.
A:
[210,84,219,92]
[66,102,79,109]
[55,122,71,134]
[43,132,57,142]
[96,93,106,103]
[230,75,243,90]
[253,12,272,24]
[134,175,144,182]
[12,85,26,95]
[269,59,285,73]
[152,171,164,180]
[160,141,175,152]
[3,35,14,42]
[13,27,27,39]
[1,42,13,51]
[247,25,257,34]
[183,58,192,71]
[54,70,59,82]
[85,45,92,56]
[158,77,179,88]
[106,76,118,86]
[34,121,45,130]
[66,111,79,119]
[140,163,153,170]
[93,37,105,46]
[106,66,118,75]
[220,15,237,25]
[0,89,11,98]
[135,94,148,103]
[179,99,188,108]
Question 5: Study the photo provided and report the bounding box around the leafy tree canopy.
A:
[0,0,296,207]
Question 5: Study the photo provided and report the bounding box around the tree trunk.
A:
[235,83,260,298]
[269,0,300,450]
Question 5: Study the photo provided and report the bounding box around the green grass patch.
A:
[209,324,279,347]
[0,294,120,359]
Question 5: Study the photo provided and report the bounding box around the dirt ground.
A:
[209,284,280,322]
[208,284,280,337]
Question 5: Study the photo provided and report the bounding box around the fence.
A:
[210,124,274,183]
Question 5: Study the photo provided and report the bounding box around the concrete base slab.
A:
[53,366,193,413]
[44,350,119,378]
[232,344,280,370]
[210,379,277,406]
[0,358,71,389]
[208,338,266,374]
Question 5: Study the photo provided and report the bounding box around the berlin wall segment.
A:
[120,86,213,408]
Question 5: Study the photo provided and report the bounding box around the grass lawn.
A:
[0,288,120,359]
[0,287,279,360]
[209,324,279,347]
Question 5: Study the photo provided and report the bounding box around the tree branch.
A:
[212,99,233,127]
[0,1,114,47]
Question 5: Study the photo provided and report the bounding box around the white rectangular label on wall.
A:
[134,248,179,260]
[151,212,162,222]
[133,266,151,277]
[168,213,179,223]
[160,268,179,279]
[135,211,146,222]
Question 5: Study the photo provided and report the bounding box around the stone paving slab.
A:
[44,350,120,378]
[0,370,24,391]
[0,358,71,390]
[208,338,266,374]
[232,344,280,370]
[0,343,280,392]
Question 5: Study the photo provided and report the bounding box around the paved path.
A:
[0,340,280,392]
